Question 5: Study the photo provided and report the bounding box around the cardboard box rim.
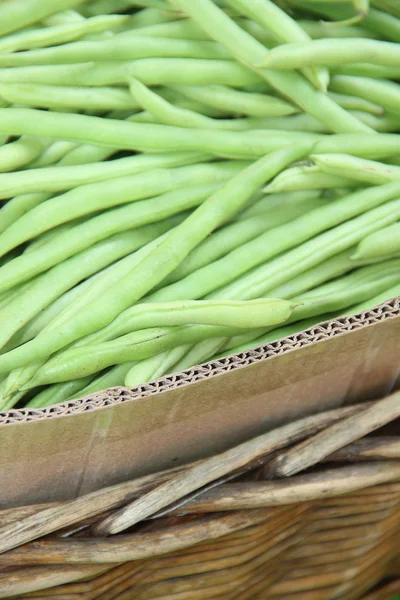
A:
[1,295,399,427]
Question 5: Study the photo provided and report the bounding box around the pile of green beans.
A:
[0,0,398,411]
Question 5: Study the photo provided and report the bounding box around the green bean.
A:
[169,0,372,133]
[0,161,241,259]
[311,153,400,186]
[371,0,400,19]
[0,144,312,374]
[297,19,380,38]
[237,190,322,219]
[345,282,400,313]
[0,193,52,235]
[0,136,48,173]
[170,84,298,117]
[0,217,186,350]
[0,59,261,88]
[327,92,383,116]
[81,299,299,351]
[208,197,400,303]
[0,83,140,111]
[28,141,79,168]
[147,198,400,374]
[0,179,227,297]
[220,262,400,355]
[5,217,187,355]
[0,0,86,37]
[84,0,138,15]
[160,197,326,287]
[0,36,230,67]
[217,316,331,357]
[313,134,400,159]
[145,182,400,307]
[352,222,400,260]
[0,108,322,157]
[124,347,188,389]
[227,0,329,92]
[0,222,185,402]
[129,77,226,129]
[264,165,357,193]
[70,362,136,399]
[24,376,95,409]
[299,260,400,300]
[331,75,400,117]
[0,151,207,199]
[127,19,209,39]
[22,298,296,385]
[295,3,400,43]
[332,64,400,79]
[57,143,115,166]
[165,338,229,376]
[0,15,127,53]
[259,39,400,69]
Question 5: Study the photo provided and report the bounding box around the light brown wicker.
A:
[1,390,400,599]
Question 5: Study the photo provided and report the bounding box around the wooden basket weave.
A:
[1,390,400,600]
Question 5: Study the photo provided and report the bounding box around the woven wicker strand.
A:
[1,390,400,599]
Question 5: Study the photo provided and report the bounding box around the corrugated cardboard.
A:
[0,298,399,509]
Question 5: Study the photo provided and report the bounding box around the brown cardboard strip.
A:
[0,298,399,508]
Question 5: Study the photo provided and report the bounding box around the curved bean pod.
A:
[0,15,127,53]
[352,222,400,259]
[311,153,400,185]
[331,75,400,117]
[0,136,48,173]
[259,39,400,69]
[264,165,357,193]
[23,297,297,385]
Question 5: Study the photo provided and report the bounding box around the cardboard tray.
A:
[0,297,399,509]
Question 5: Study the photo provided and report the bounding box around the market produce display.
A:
[0,0,398,410]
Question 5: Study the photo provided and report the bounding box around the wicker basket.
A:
[1,390,400,599]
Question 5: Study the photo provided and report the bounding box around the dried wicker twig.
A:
[269,390,400,477]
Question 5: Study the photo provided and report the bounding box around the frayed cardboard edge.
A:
[1,297,399,426]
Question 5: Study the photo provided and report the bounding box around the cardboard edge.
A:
[1,296,399,427]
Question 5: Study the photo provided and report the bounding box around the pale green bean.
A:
[331,75,400,117]
[264,165,357,193]
[0,15,127,53]
[0,151,207,199]
[0,0,86,37]
[124,348,189,389]
[0,82,140,111]
[311,153,400,185]
[0,136,48,173]
[227,0,329,91]
[260,39,400,69]
[0,180,224,297]
[161,197,326,287]
[352,222,400,259]
[0,108,321,157]
[0,144,312,374]
[168,0,372,133]
[170,84,298,117]
[0,36,230,66]
[0,59,261,87]
[0,161,241,258]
